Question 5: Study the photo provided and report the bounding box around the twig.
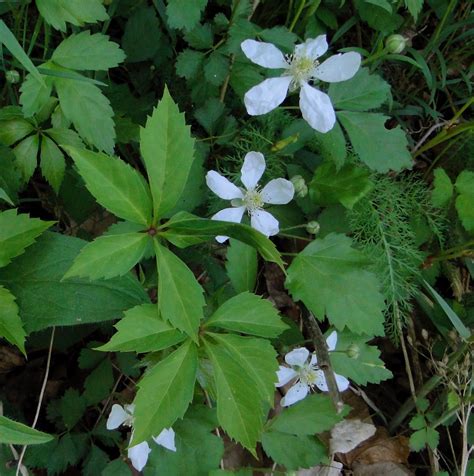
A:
[412,121,447,153]
[93,372,124,430]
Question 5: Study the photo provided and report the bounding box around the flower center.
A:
[299,364,318,387]
[285,54,319,90]
[243,188,264,214]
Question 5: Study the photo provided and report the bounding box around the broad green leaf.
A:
[40,135,66,193]
[184,23,214,50]
[314,122,347,170]
[269,394,344,435]
[97,303,186,353]
[337,111,413,173]
[226,239,257,294]
[13,133,39,182]
[52,31,125,71]
[410,427,439,451]
[140,87,195,218]
[206,292,287,338]
[63,233,149,280]
[45,127,83,148]
[455,171,474,232]
[59,388,87,430]
[329,68,390,111]
[132,340,198,445]
[54,75,115,153]
[176,49,205,80]
[204,51,229,86]
[0,232,149,332]
[431,168,453,207]
[0,416,53,445]
[65,146,153,225]
[0,118,34,146]
[83,445,109,476]
[0,209,54,267]
[0,188,13,206]
[0,286,26,354]
[310,162,373,209]
[286,233,385,336]
[20,73,53,117]
[404,0,423,20]
[154,240,205,339]
[83,359,114,405]
[166,0,208,31]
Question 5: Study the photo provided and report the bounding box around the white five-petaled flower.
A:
[206,151,294,242]
[241,35,361,133]
[107,403,176,472]
[276,331,350,406]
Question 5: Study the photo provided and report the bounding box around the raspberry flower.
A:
[276,331,349,406]
[206,151,294,242]
[107,403,176,471]
[241,35,361,133]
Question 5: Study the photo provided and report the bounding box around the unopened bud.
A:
[386,34,407,54]
[306,220,320,235]
[347,344,360,359]
[290,175,308,198]
[6,70,20,84]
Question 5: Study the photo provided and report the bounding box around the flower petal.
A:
[212,206,246,243]
[335,373,350,392]
[106,404,128,430]
[261,178,294,204]
[285,347,309,366]
[244,76,292,116]
[250,209,279,237]
[299,82,336,133]
[281,382,309,407]
[276,365,298,387]
[241,39,288,69]
[314,370,329,392]
[241,151,266,189]
[326,330,338,352]
[295,35,328,59]
[313,52,361,83]
[153,428,176,452]
[206,171,244,200]
[310,353,318,366]
[128,441,151,472]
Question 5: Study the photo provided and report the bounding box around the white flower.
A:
[241,35,361,133]
[276,331,350,406]
[106,403,176,471]
[206,151,294,242]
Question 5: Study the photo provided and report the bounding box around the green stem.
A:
[289,0,306,32]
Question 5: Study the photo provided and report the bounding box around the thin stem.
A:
[289,0,306,32]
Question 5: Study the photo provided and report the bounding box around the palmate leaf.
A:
[65,146,153,226]
[166,0,208,31]
[431,168,453,207]
[13,133,40,182]
[40,135,66,193]
[20,72,53,117]
[132,340,198,445]
[0,416,53,445]
[0,286,26,354]
[226,239,257,294]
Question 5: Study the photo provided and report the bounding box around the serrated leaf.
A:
[83,445,109,476]
[314,121,347,170]
[204,51,229,86]
[52,31,125,71]
[176,49,204,80]
[431,168,453,207]
[140,87,196,218]
[259,27,297,52]
[83,359,114,405]
[45,127,83,149]
[20,73,53,117]
[59,389,86,429]
[286,233,385,336]
[40,135,66,193]
[65,146,153,225]
[97,303,186,353]
[455,170,474,232]
[226,239,257,294]
[154,240,204,339]
[132,340,198,445]
[0,416,53,445]
[206,292,287,338]
[195,98,226,135]
[0,118,34,146]
[0,286,26,354]
[404,0,423,20]
[0,146,21,205]
[166,0,208,31]
[184,23,214,50]
[13,133,39,182]
[338,111,413,173]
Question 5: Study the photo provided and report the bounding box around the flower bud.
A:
[290,175,308,198]
[385,34,407,54]
[306,220,320,235]
[347,344,360,359]
[6,70,20,84]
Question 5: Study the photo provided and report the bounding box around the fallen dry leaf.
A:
[330,419,377,454]
[353,461,414,475]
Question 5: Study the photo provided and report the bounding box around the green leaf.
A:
[404,0,423,20]
[226,239,257,294]
[310,162,373,209]
[52,31,125,71]
[0,286,26,354]
[97,303,186,353]
[0,209,54,267]
[132,340,198,445]
[270,394,344,435]
[184,23,214,50]
[59,389,87,429]
[286,233,385,336]
[140,87,196,218]
[83,445,109,476]
[329,68,390,111]
[337,111,413,173]
[455,171,474,232]
[0,188,13,206]
[314,122,347,170]
[0,146,21,205]
[20,73,53,117]
[54,75,116,153]
[13,133,39,182]
[204,51,230,86]
[40,135,66,193]
[83,359,114,405]
[431,168,453,207]
[166,0,208,31]
[0,416,53,445]
[176,49,205,80]
[0,232,149,332]
[206,292,287,338]
[66,146,153,225]
[102,459,130,476]
[63,233,149,280]
[154,240,205,340]
[0,118,34,146]
[410,427,439,451]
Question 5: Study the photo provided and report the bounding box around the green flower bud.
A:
[6,70,20,84]
[306,220,320,235]
[385,34,407,54]
[347,344,360,359]
[290,175,308,198]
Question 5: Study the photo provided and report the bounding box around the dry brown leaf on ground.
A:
[330,419,377,454]
[296,461,343,476]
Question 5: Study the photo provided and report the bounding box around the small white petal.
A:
[335,373,350,392]
[299,82,336,133]
[295,35,328,60]
[275,366,298,387]
[106,404,128,430]
[310,353,318,366]
[326,330,338,352]
[241,39,288,69]
[261,178,294,204]
[250,209,279,237]
[314,370,329,392]
[313,52,361,83]
[206,171,244,200]
[241,152,266,190]
[244,76,292,116]
[128,441,151,472]
[153,428,176,452]
[281,382,309,407]
[285,347,310,366]
[212,206,246,243]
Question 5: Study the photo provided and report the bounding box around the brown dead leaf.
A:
[0,346,24,373]
[296,461,343,476]
[353,461,414,476]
